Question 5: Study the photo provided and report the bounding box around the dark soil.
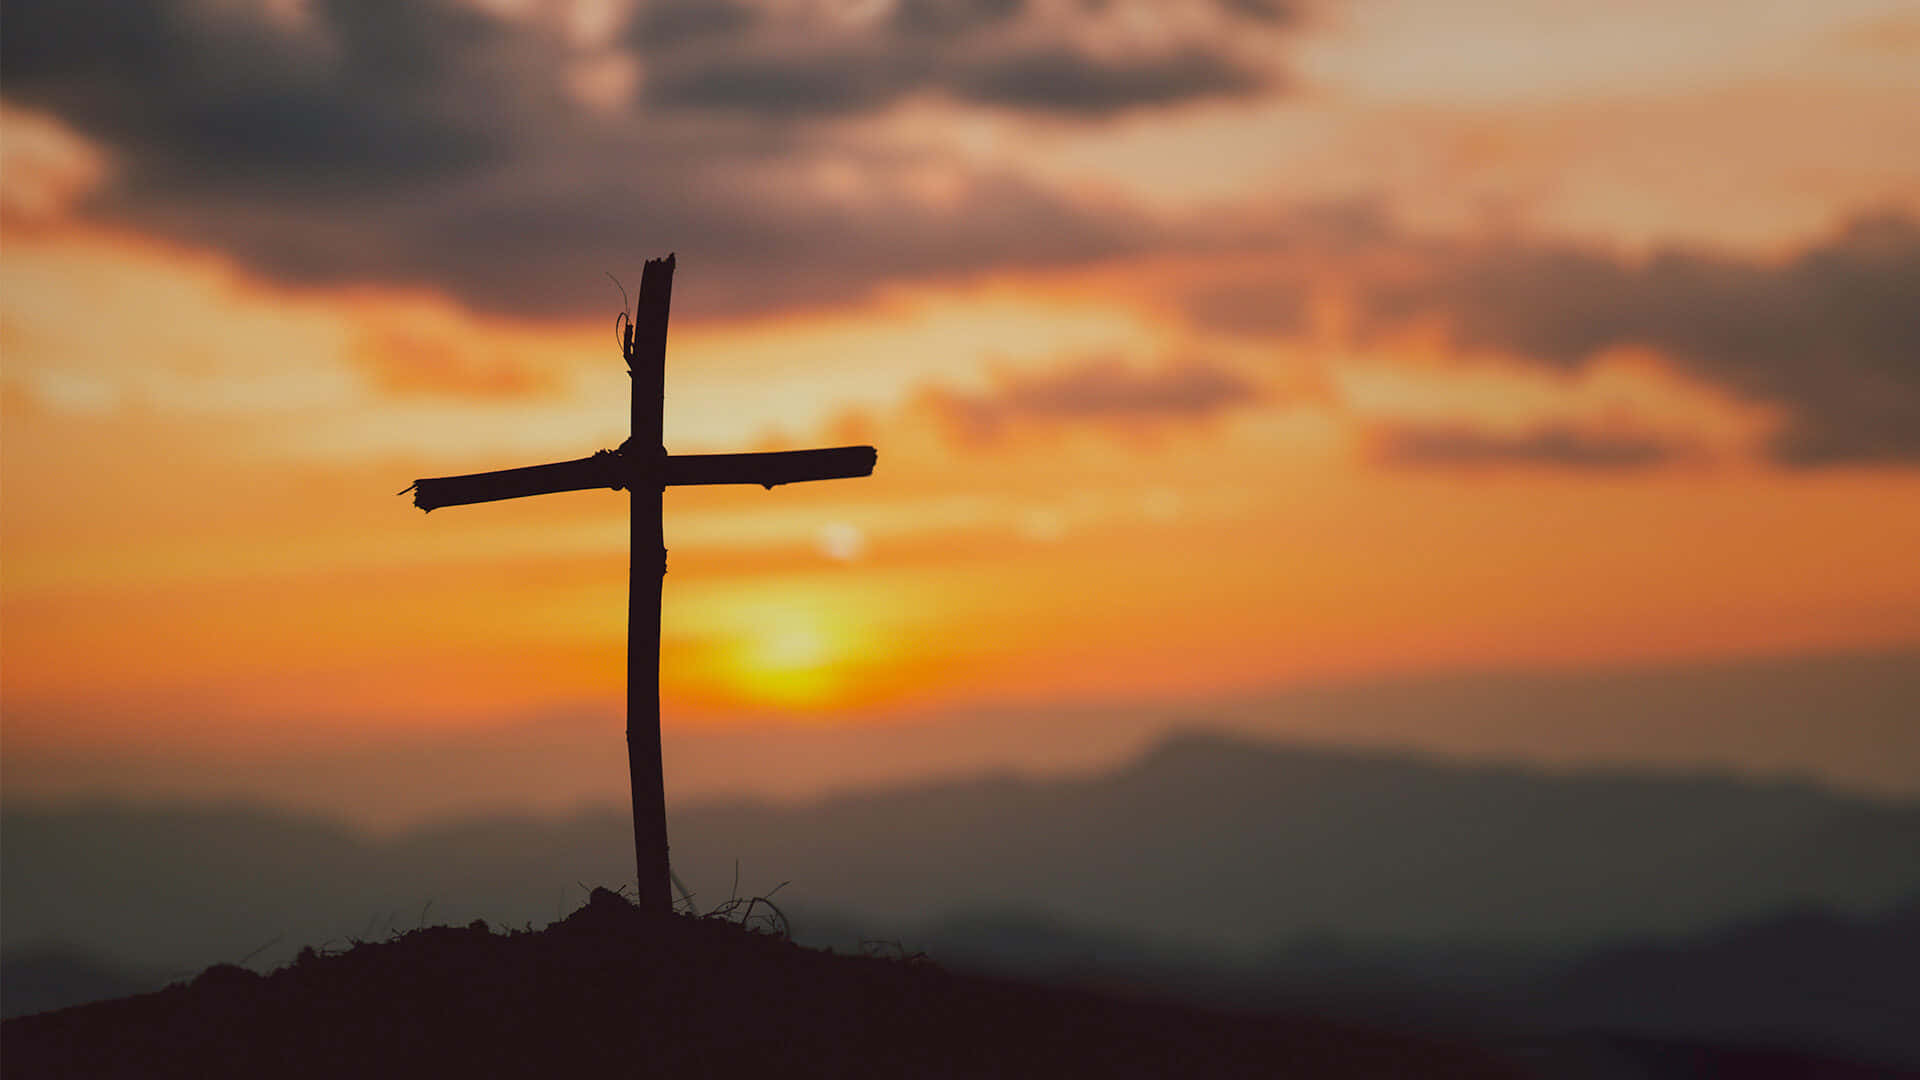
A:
[2,888,1520,1078]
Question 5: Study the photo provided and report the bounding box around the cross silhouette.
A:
[402,255,876,914]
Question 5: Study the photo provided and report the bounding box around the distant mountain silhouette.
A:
[1527,899,1920,1066]
[7,731,1916,981]
[890,892,1920,1070]
[677,731,1917,947]
[3,889,1519,1080]
[0,947,163,1021]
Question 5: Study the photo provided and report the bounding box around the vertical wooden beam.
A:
[628,253,674,915]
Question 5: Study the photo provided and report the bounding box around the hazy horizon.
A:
[5,646,1915,832]
[10,727,1916,970]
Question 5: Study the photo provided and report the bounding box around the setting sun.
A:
[699,609,855,712]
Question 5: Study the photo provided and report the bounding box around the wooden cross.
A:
[402,255,875,915]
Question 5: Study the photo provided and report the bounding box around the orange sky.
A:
[3,0,1918,818]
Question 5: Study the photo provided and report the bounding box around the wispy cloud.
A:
[1370,423,1683,469]
[920,355,1262,444]
[1358,211,1920,464]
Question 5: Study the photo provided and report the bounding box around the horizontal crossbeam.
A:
[666,446,877,488]
[405,451,620,512]
[405,445,876,512]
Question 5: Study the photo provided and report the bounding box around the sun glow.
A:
[724,610,850,711]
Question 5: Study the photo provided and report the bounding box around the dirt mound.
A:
[4,888,1517,1078]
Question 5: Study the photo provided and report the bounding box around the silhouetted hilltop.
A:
[2,888,1517,1080]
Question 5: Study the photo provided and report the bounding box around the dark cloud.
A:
[1364,212,1920,464]
[652,40,1267,119]
[0,0,1292,321]
[648,51,912,114]
[1371,425,1682,469]
[1180,280,1310,337]
[925,356,1260,443]
[160,163,1158,321]
[952,46,1268,115]
[1,0,510,195]
[630,0,761,48]
[1216,0,1300,23]
[890,0,1027,37]
[638,5,1271,119]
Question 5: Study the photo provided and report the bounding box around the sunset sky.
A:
[3,0,1917,826]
